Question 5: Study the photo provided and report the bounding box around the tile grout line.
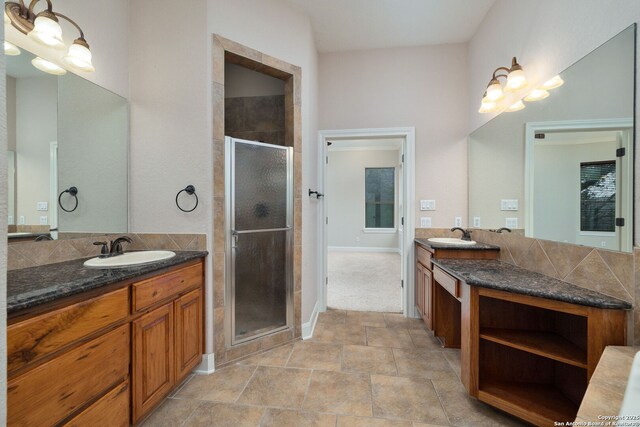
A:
[233,364,259,404]
[300,368,315,412]
[429,379,453,426]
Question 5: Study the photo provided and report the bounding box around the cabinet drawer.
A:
[434,266,460,298]
[63,381,129,427]
[416,245,432,269]
[133,263,203,312]
[8,324,129,427]
[8,287,129,374]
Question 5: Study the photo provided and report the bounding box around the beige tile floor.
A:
[142,310,526,427]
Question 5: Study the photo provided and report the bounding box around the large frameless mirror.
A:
[468,25,635,252]
[6,47,128,243]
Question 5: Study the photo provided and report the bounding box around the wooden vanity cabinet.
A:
[414,241,497,335]
[7,258,206,427]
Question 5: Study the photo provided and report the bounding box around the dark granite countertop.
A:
[7,251,208,314]
[415,238,500,251]
[431,258,631,310]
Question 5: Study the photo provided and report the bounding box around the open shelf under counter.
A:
[478,379,579,427]
[480,327,587,369]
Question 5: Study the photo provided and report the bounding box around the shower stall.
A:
[225,137,294,345]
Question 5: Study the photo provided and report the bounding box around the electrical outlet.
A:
[39,216,48,225]
[19,215,25,225]
[420,217,432,228]
[37,201,48,211]
[473,217,481,227]
[454,217,462,227]
[505,217,518,228]
[8,215,13,225]
[500,199,519,211]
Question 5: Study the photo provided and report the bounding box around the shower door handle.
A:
[231,230,239,249]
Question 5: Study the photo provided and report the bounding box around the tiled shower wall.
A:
[7,233,207,270]
[416,228,638,344]
[225,95,285,146]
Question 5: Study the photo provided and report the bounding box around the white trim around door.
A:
[317,127,416,318]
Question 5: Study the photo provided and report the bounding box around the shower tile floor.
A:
[142,310,525,427]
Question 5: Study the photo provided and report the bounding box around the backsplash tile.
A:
[7,233,207,270]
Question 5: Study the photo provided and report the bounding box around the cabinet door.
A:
[132,302,175,423]
[175,288,203,381]
[423,267,433,330]
[415,262,424,316]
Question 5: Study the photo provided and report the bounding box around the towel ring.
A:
[58,186,79,212]
[176,185,198,212]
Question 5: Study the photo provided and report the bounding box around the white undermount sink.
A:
[427,237,477,246]
[83,250,176,268]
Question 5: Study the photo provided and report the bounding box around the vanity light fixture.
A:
[4,40,21,55]
[479,57,528,113]
[524,88,550,102]
[541,75,564,90]
[31,56,66,75]
[506,100,525,112]
[5,0,95,73]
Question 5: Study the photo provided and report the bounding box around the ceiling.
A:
[285,0,496,52]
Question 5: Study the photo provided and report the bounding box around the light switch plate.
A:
[473,217,481,227]
[501,199,519,211]
[420,217,432,228]
[39,216,48,225]
[454,217,462,227]
[506,217,518,228]
[37,201,48,211]
[420,200,436,211]
[19,215,25,225]
[8,215,13,225]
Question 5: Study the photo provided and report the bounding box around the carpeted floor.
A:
[327,251,402,312]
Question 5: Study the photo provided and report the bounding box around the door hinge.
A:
[401,154,404,163]
[616,217,625,226]
[326,156,329,164]
[401,280,404,288]
[401,217,404,226]
[326,277,328,285]
[616,147,626,157]
[326,217,328,225]
[535,133,545,139]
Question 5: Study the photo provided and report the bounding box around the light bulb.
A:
[506,69,527,91]
[63,40,95,72]
[4,41,21,56]
[506,100,525,112]
[478,100,498,114]
[541,75,564,90]
[32,57,67,75]
[29,14,65,49]
[524,89,549,102]
[485,81,504,102]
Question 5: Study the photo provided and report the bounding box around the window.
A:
[580,161,616,232]
[365,167,395,229]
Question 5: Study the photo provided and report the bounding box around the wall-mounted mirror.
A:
[469,25,635,253]
[6,47,128,242]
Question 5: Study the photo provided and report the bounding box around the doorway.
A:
[318,128,416,316]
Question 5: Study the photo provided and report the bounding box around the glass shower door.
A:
[226,137,293,345]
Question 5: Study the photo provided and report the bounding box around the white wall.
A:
[534,140,618,249]
[4,0,129,98]
[328,149,400,249]
[225,63,285,98]
[319,44,469,228]
[58,74,128,233]
[15,76,57,226]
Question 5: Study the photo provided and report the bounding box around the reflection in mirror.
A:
[6,47,128,242]
[469,25,635,252]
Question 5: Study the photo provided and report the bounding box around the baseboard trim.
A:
[302,300,320,340]
[328,246,400,254]
[193,353,215,375]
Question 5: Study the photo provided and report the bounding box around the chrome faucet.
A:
[496,227,512,233]
[450,227,472,241]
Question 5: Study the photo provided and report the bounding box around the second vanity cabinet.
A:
[7,257,205,427]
